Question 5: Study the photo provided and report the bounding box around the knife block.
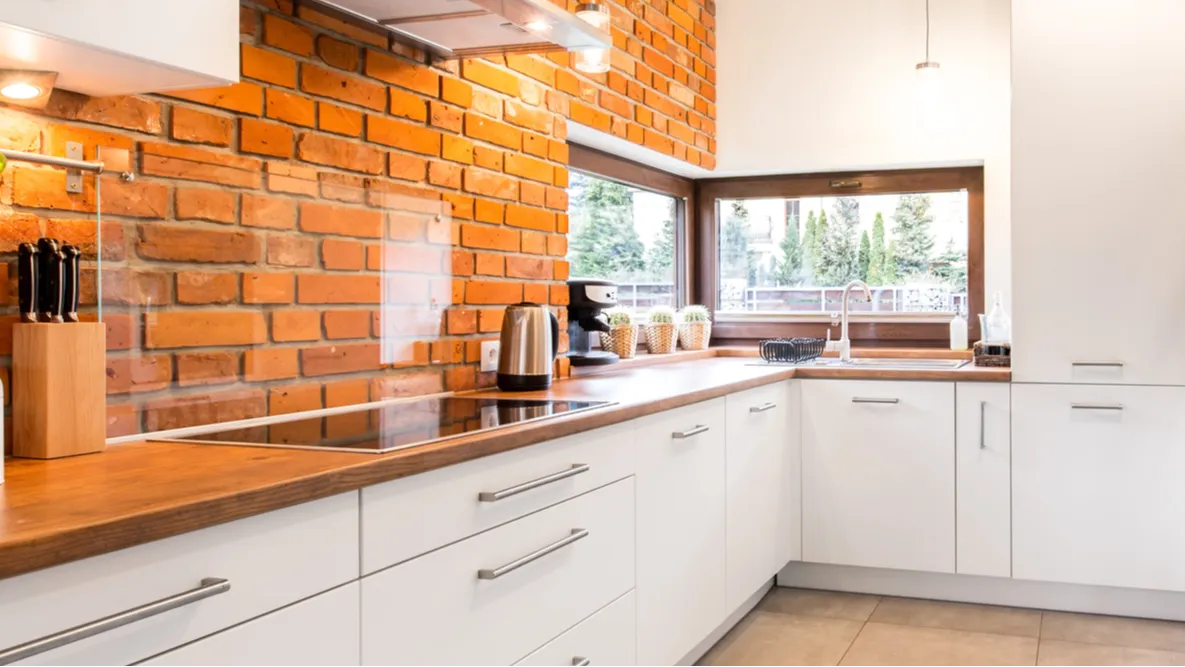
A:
[12,322,106,459]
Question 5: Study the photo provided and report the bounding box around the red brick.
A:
[297,274,381,304]
[520,181,546,207]
[505,153,554,183]
[506,256,552,280]
[271,310,321,342]
[300,201,382,238]
[324,310,372,339]
[478,308,504,333]
[145,311,266,348]
[429,102,463,133]
[429,161,462,189]
[301,64,385,111]
[461,59,519,96]
[389,88,428,122]
[142,389,266,432]
[266,162,318,197]
[366,50,440,95]
[521,230,547,254]
[463,168,518,200]
[175,187,237,223]
[460,223,518,251]
[140,141,261,188]
[266,88,316,127]
[504,100,553,134]
[163,82,263,116]
[371,370,443,399]
[367,115,441,155]
[447,309,477,335]
[42,90,162,134]
[464,113,521,150]
[270,383,323,414]
[296,4,387,47]
[176,352,239,387]
[138,224,261,263]
[243,271,295,303]
[242,193,297,230]
[322,238,365,270]
[441,135,474,164]
[241,43,297,87]
[263,13,313,56]
[106,354,172,395]
[474,252,504,276]
[505,54,556,86]
[389,152,428,181]
[464,280,522,305]
[316,34,359,71]
[44,218,125,260]
[475,199,504,224]
[176,271,238,304]
[369,243,444,274]
[266,234,317,267]
[239,118,294,158]
[171,106,232,146]
[474,145,504,171]
[318,102,363,137]
[301,343,381,376]
[441,78,474,108]
[297,132,385,174]
[245,348,300,381]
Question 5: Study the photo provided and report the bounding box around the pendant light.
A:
[574,3,611,74]
[915,0,940,79]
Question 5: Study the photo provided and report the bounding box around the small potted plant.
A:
[645,306,679,354]
[678,305,713,350]
[600,308,639,359]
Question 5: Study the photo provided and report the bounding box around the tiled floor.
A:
[698,588,1185,666]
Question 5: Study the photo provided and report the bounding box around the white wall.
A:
[715,0,1012,306]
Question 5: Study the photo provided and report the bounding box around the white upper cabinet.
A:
[1012,0,1185,385]
[0,0,239,97]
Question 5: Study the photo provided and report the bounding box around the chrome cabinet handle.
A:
[979,401,987,450]
[478,464,590,502]
[477,529,588,580]
[1071,403,1124,411]
[0,577,230,665]
[573,658,591,666]
[672,425,710,439]
[851,397,899,404]
[750,402,777,413]
[1072,361,1124,368]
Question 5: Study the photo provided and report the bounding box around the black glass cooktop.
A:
[162,397,614,454]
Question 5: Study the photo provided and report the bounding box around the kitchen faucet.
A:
[838,280,873,363]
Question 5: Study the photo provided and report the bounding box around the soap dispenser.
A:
[949,307,968,351]
[984,291,1012,344]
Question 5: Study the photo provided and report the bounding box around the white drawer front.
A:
[362,422,635,573]
[1,492,359,666]
[144,583,360,666]
[361,478,635,666]
[516,590,636,667]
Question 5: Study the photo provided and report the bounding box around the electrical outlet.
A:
[480,340,500,373]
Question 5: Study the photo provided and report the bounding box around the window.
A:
[700,167,983,342]
[566,171,684,312]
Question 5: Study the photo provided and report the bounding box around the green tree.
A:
[776,218,803,286]
[891,194,936,276]
[931,239,968,290]
[720,201,751,281]
[867,212,887,285]
[883,239,901,283]
[816,197,860,285]
[858,230,871,282]
[811,210,828,279]
[647,218,675,281]
[569,177,646,279]
[801,210,818,282]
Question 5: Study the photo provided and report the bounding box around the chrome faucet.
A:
[838,280,873,363]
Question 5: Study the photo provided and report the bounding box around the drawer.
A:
[516,590,636,666]
[0,492,358,666]
[144,583,360,666]
[362,421,634,573]
[361,478,635,666]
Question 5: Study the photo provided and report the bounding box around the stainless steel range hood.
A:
[308,0,612,59]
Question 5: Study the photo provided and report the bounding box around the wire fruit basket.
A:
[758,337,826,364]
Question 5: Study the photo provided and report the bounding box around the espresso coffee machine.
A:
[566,279,619,366]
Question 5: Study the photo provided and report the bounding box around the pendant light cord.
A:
[925,0,931,61]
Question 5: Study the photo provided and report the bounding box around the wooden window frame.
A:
[695,166,985,346]
[568,144,697,309]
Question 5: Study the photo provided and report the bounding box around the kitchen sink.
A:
[816,357,969,370]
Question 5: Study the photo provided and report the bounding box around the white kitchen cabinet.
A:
[634,399,727,666]
[801,380,955,574]
[361,478,634,666]
[955,383,1010,578]
[725,381,799,612]
[0,1,239,96]
[144,583,360,666]
[0,492,358,667]
[516,591,636,667]
[1011,0,1185,385]
[1012,384,1185,592]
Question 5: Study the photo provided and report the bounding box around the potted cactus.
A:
[644,306,679,354]
[678,305,713,350]
[599,308,639,359]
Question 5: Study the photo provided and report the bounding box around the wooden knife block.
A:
[13,322,106,459]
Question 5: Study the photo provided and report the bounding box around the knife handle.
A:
[61,245,81,323]
[48,249,65,324]
[17,243,38,324]
[35,238,60,323]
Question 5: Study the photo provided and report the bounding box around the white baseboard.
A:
[777,562,1185,622]
[678,580,773,666]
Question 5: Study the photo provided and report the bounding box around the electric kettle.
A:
[497,303,560,391]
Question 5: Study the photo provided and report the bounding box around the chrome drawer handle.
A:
[0,577,230,665]
[852,397,899,404]
[572,658,591,666]
[750,402,777,413]
[979,401,987,450]
[1072,361,1124,368]
[478,529,588,580]
[1071,403,1124,411]
[478,464,590,502]
[672,425,710,439]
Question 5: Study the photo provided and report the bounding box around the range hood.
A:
[309,0,612,59]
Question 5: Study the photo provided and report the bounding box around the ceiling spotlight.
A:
[0,70,56,108]
[0,82,41,100]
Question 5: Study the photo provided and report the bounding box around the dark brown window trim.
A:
[569,143,697,309]
[695,166,985,346]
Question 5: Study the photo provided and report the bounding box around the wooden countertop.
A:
[0,354,1008,581]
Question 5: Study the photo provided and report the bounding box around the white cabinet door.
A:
[1012,384,1185,592]
[1012,0,1185,385]
[777,381,803,570]
[725,381,797,612]
[516,591,636,667]
[802,380,955,574]
[145,583,360,666]
[635,399,727,666]
[956,383,1011,578]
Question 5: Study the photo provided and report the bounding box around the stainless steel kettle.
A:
[497,303,560,391]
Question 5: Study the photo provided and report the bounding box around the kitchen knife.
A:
[61,245,81,323]
[17,242,37,324]
[35,239,64,323]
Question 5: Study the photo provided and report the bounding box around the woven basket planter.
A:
[644,322,679,354]
[678,321,712,350]
[600,324,639,359]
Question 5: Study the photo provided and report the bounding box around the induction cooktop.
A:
[159,397,615,454]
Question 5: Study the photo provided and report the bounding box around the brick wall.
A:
[0,0,716,440]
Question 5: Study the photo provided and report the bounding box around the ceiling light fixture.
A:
[573,3,611,74]
[0,82,41,100]
[915,0,940,77]
[525,19,551,32]
[0,70,57,109]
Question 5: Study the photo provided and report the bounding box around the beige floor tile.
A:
[1038,639,1185,665]
[870,596,1043,638]
[698,611,864,666]
[839,622,1039,666]
[1042,611,1185,653]
[758,587,882,621]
